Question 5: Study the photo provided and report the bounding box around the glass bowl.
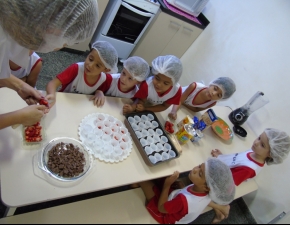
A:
[39,137,93,182]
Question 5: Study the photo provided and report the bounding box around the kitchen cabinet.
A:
[66,0,109,52]
[130,11,203,63]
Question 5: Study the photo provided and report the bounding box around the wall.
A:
[179,0,290,223]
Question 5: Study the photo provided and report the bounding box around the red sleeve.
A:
[163,193,188,223]
[57,64,79,91]
[166,86,182,105]
[133,81,148,99]
[231,166,256,186]
[97,73,113,92]
[164,194,186,213]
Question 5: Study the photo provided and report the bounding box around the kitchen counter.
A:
[156,0,210,29]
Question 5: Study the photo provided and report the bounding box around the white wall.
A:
[180,0,290,223]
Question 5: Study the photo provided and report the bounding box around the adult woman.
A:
[0,0,99,129]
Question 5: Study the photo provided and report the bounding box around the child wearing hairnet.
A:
[123,55,182,114]
[132,158,235,224]
[46,41,118,108]
[169,77,236,120]
[103,56,150,98]
[209,128,290,223]
[9,51,42,88]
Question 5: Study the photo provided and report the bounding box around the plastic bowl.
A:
[40,137,93,182]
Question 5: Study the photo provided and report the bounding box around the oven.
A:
[91,0,160,61]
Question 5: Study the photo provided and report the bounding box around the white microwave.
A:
[166,0,209,17]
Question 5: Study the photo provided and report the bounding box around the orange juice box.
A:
[176,115,193,130]
[175,124,194,145]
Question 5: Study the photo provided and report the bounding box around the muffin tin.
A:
[124,111,180,167]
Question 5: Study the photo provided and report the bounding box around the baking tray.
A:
[124,111,180,167]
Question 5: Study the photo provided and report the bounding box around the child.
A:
[169,77,236,120]
[209,128,290,223]
[104,56,150,98]
[9,51,42,88]
[46,41,118,108]
[123,55,182,114]
[134,158,235,224]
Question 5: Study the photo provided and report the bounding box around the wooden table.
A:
[0,88,258,217]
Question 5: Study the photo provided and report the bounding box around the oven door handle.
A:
[121,2,153,17]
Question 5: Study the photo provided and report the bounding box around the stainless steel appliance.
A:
[90,0,160,61]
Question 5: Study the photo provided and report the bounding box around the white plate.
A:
[78,113,132,163]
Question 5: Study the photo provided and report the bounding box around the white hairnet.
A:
[205,158,236,205]
[151,55,182,84]
[209,77,236,99]
[91,41,118,74]
[0,0,99,53]
[264,128,290,165]
[123,56,150,82]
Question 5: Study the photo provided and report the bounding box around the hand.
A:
[17,82,43,105]
[212,206,230,224]
[164,171,180,187]
[19,105,46,126]
[123,104,134,115]
[45,94,56,113]
[211,149,223,157]
[136,103,145,112]
[90,90,105,107]
[168,112,177,121]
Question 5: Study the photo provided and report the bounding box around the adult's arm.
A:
[0,105,46,130]
[0,74,42,104]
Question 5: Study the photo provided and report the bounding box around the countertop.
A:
[0,88,256,210]
[156,0,210,29]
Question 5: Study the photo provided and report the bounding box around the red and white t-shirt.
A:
[217,149,264,186]
[146,184,210,224]
[57,62,112,94]
[105,73,139,98]
[166,184,211,224]
[10,52,42,79]
[183,82,216,108]
[134,76,182,105]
